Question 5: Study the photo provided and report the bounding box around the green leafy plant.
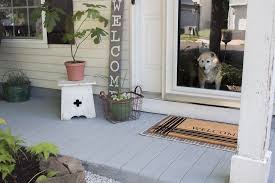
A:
[0,118,7,125]
[28,170,58,183]
[41,2,66,33]
[0,119,60,182]
[3,70,30,87]
[111,93,130,101]
[0,119,23,181]
[30,2,65,33]
[26,143,59,183]
[62,3,109,62]
[221,63,243,86]
[96,72,129,102]
[27,143,59,183]
[31,2,109,62]
[110,71,130,102]
[28,142,59,161]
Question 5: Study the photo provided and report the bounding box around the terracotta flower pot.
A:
[65,61,86,81]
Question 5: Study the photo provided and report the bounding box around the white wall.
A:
[0,0,131,94]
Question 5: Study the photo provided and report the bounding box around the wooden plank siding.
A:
[0,0,131,93]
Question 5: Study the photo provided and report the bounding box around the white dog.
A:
[197,52,223,90]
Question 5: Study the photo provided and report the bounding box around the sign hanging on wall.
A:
[108,0,124,95]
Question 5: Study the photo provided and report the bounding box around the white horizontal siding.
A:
[230,0,247,6]
[0,0,131,93]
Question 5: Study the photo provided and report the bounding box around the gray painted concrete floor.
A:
[0,94,275,183]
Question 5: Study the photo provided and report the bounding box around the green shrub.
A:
[28,142,59,161]
[0,119,60,182]
[0,118,22,180]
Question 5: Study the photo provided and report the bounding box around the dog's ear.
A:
[210,52,216,58]
[197,55,201,62]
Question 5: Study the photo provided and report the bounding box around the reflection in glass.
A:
[0,0,42,39]
[29,8,42,38]
[177,0,245,93]
[28,0,41,6]
[13,8,28,37]
[0,0,11,7]
[0,9,13,37]
[13,0,27,7]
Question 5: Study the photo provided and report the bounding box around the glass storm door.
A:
[178,0,246,92]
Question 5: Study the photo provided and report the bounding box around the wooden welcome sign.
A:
[108,0,124,95]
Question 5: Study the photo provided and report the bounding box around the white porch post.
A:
[229,0,275,182]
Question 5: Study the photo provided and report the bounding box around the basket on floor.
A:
[100,86,144,123]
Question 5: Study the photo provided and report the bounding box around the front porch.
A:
[1,88,275,183]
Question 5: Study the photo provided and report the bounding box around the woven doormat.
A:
[142,116,238,151]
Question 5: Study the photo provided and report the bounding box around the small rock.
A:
[37,172,85,183]
[39,157,69,176]
[37,156,85,183]
[57,155,85,174]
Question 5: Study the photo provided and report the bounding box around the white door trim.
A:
[129,2,139,90]
[142,98,240,124]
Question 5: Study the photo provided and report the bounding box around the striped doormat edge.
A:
[140,115,238,152]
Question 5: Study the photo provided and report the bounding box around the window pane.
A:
[0,0,11,7]
[13,0,27,7]
[29,8,42,38]
[13,8,28,37]
[177,0,246,93]
[0,8,14,37]
[28,0,41,6]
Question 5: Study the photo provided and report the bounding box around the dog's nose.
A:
[204,67,206,70]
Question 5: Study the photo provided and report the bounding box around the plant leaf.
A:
[36,175,48,182]
[0,118,7,125]
[47,170,58,178]
[73,11,85,21]
[28,142,59,161]
[0,162,15,180]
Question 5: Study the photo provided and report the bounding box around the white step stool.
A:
[58,79,96,120]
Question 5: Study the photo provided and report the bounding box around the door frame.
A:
[129,1,139,90]
[164,0,242,108]
[130,0,275,111]
[130,0,242,107]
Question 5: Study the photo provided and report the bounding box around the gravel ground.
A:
[85,171,121,183]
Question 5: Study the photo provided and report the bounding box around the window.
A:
[46,0,74,44]
[0,0,43,39]
[177,0,246,93]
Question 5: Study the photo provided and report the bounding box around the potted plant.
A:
[101,89,144,122]
[2,70,31,102]
[99,73,144,122]
[53,3,108,81]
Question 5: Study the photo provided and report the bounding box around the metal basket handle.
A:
[100,91,107,99]
[133,86,143,97]
[134,86,143,94]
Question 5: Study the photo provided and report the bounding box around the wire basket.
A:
[100,86,144,123]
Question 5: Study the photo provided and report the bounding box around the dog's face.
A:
[197,52,219,74]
